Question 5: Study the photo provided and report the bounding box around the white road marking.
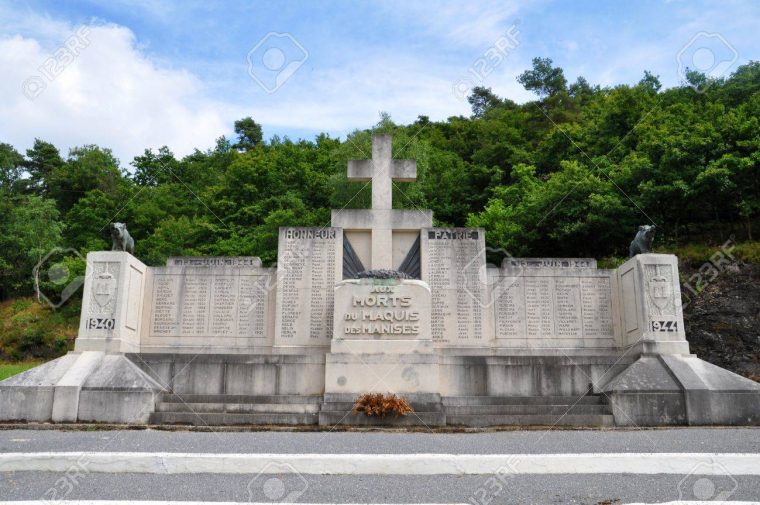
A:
[0,452,759,476]
[4,503,466,505]
[0,501,757,505]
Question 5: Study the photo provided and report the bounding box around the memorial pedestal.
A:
[616,254,690,355]
[320,277,443,426]
[75,251,147,353]
[323,278,439,396]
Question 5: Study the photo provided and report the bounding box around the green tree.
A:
[468,86,505,117]
[638,71,662,94]
[50,145,122,212]
[0,143,25,193]
[131,146,181,186]
[517,57,568,98]
[0,196,64,299]
[24,139,64,196]
[233,117,264,151]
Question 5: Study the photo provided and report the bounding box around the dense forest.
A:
[2,57,760,305]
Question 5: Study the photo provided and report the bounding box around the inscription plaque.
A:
[334,280,429,339]
[492,262,615,347]
[148,266,270,339]
[421,228,489,346]
[274,227,342,347]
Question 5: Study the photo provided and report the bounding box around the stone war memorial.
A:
[2,134,759,427]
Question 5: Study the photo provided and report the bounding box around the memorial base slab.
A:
[0,351,162,424]
[600,354,760,426]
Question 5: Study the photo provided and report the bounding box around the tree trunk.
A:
[33,260,41,304]
[34,270,41,303]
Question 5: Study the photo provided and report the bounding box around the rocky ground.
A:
[682,261,760,381]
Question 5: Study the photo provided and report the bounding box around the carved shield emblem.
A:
[648,275,671,311]
[93,273,115,307]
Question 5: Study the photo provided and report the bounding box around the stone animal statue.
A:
[110,222,135,254]
[629,224,656,257]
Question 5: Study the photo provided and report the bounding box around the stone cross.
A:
[348,134,416,212]
[331,134,432,270]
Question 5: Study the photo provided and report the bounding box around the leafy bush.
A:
[351,393,414,417]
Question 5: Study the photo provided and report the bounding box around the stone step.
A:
[157,394,323,405]
[149,411,319,426]
[321,401,444,413]
[318,410,446,427]
[446,413,615,427]
[155,402,320,414]
[442,395,604,406]
[444,404,611,416]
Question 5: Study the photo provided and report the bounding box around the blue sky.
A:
[1,0,758,166]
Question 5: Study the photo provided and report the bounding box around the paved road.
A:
[1,427,759,454]
[1,428,759,503]
[1,472,759,503]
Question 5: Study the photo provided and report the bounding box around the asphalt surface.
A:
[2,428,759,503]
[1,427,759,454]
[1,472,759,503]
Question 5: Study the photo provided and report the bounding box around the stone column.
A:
[616,253,689,355]
[369,136,393,270]
[74,251,148,353]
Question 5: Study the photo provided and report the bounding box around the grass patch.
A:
[0,361,41,381]
[734,241,760,264]
[0,296,79,361]
[665,243,716,267]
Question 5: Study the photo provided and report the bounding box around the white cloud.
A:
[0,16,488,166]
[0,22,234,166]
[0,3,536,165]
